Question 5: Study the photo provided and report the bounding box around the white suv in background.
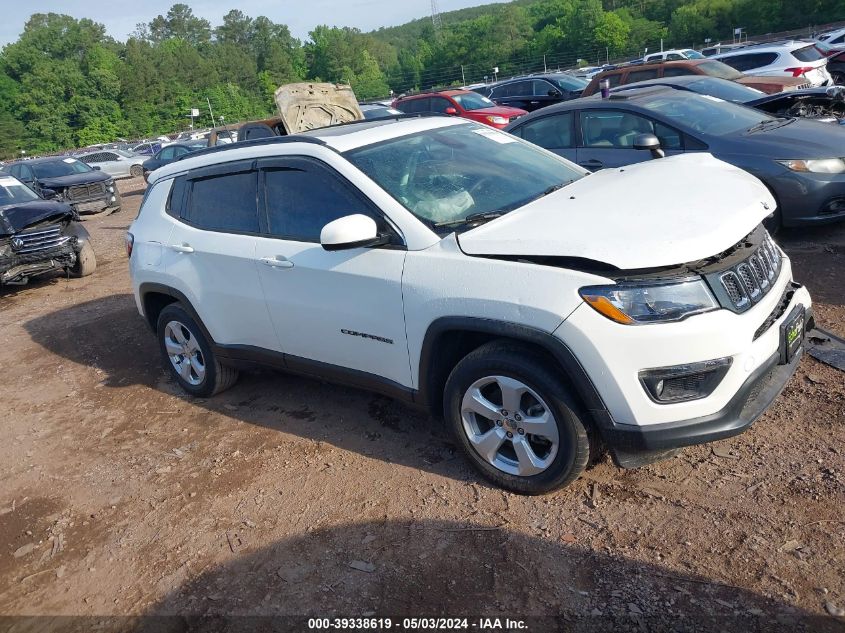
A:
[713,40,832,87]
[643,48,705,63]
[128,116,812,494]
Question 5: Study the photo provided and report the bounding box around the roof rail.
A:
[176,134,327,161]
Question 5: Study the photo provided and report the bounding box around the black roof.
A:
[6,155,82,166]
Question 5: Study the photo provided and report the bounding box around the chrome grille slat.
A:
[715,232,783,312]
[67,182,106,200]
[14,225,70,254]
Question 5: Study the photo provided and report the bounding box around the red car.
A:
[392,89,527,129]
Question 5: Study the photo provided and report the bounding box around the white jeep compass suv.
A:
[128,116,812,494]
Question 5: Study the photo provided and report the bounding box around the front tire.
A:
[444,341,591,495]
[69,241,96,277]
[156,304,239,397]
[130,164,143,178]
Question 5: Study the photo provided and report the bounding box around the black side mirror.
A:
[92,165,101,171]
[548,89,562,97]
[41,188,59,200]
[634,133,665,159]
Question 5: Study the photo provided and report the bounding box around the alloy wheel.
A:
[460,375,559,476]
[163,320,206,386]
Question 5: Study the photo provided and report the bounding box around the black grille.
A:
[67,182,106,201]
[711,233,782,313]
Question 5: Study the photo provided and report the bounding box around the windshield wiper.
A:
[434,211,505,228]
[747,117,793,133]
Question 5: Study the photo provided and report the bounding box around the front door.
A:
[253,157,411,388]
[576,109,685,170]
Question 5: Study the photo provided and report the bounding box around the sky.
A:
[0,0,510,46]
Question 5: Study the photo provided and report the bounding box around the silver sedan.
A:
[74,149,145,179]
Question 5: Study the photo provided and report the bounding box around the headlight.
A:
[579,279,719,325]
[777,158,845,173]
[485,115,509,125]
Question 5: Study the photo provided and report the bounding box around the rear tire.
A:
[69,241,96,277]
[444,341,591,495]
[156,304,239,397]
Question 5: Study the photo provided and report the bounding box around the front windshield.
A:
[0,176,39,204]
[640,92,774,135]
[451,92,496,111]
[699,60,744,80]
[31,159,93,179]
[345,122,583,229]
[685,78,765,103]
[684,50,706,59]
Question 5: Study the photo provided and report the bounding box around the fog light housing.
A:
[110,195,117,203]
[821,196,845,214]
[639,357,732,403]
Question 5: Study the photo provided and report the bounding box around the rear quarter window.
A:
[720,52,779,72]
[793,45,824,62]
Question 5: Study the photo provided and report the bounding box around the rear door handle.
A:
[167,243,194,253]
[259,255,294,269]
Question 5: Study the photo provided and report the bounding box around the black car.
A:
[825,50,845,85]
[0,174,96,286]
[2,156,120,214]
[480,74,588,112]
[611,75,845,123]
[505,86,845,228]
[141,141,207,182]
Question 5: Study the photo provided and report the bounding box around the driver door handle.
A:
[167,243,194,253]
[260,255,294,269]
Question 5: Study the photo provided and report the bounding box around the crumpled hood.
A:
[458,154,774,270]
[0,201,74,237]
[37,171,110,189]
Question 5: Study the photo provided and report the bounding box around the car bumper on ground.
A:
[554,257,812,466]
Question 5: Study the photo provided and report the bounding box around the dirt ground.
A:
[0,177,843,631]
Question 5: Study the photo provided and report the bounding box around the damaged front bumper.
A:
[0,222,90,285]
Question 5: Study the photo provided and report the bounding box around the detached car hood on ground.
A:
[0,201,74,236]
[37,171,111,189]
[458,154,774,270]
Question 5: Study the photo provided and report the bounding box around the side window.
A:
[80,153,100,164]
[490,85,506,99]
[187,169,259,233]
[19,165,33,181]
[263,161,384,243]
[663,66,696,77]
[159,147,175,160]
[166,176,188,219]
[832,34,845,45]
[533,80,556,96]
[514,113,573,150]
[396,98,428,113]
[627,69,660,82]
[720,53,778,72]
[429,97,452,113]
[654,121,683,150]
[580,110,656,149]
[172,147,189,157]
[103,152,118,161]
[666,53,685,61]
[605,73,622,87]
[9,165,20,178]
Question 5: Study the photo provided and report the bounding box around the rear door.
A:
[163,161,277,348]
[253,156,411,386]
[509,111,577,163]
[576,109,685,170]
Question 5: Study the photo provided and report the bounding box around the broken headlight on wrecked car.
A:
[579,278,719,325]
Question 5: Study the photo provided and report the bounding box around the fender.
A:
[137,282,213,341]
[417,316,613,428]
[65,221,92,249]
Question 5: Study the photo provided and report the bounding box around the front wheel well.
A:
[421,328,582,420]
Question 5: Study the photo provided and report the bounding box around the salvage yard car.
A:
[128,116,811,494]
[75,148,145,179]
[0,174,95,286]
[393,89,527,128]
[2,156,121,215]
[506,86,845,228]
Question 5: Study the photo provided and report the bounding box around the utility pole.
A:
[461,65,465,85]
[206,97,215,128]
[543,54,547,72]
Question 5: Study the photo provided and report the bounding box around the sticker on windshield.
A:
[63,157,77,163]
[472,128,516,143]
[700,95,726,103]
[0,177,17,186]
